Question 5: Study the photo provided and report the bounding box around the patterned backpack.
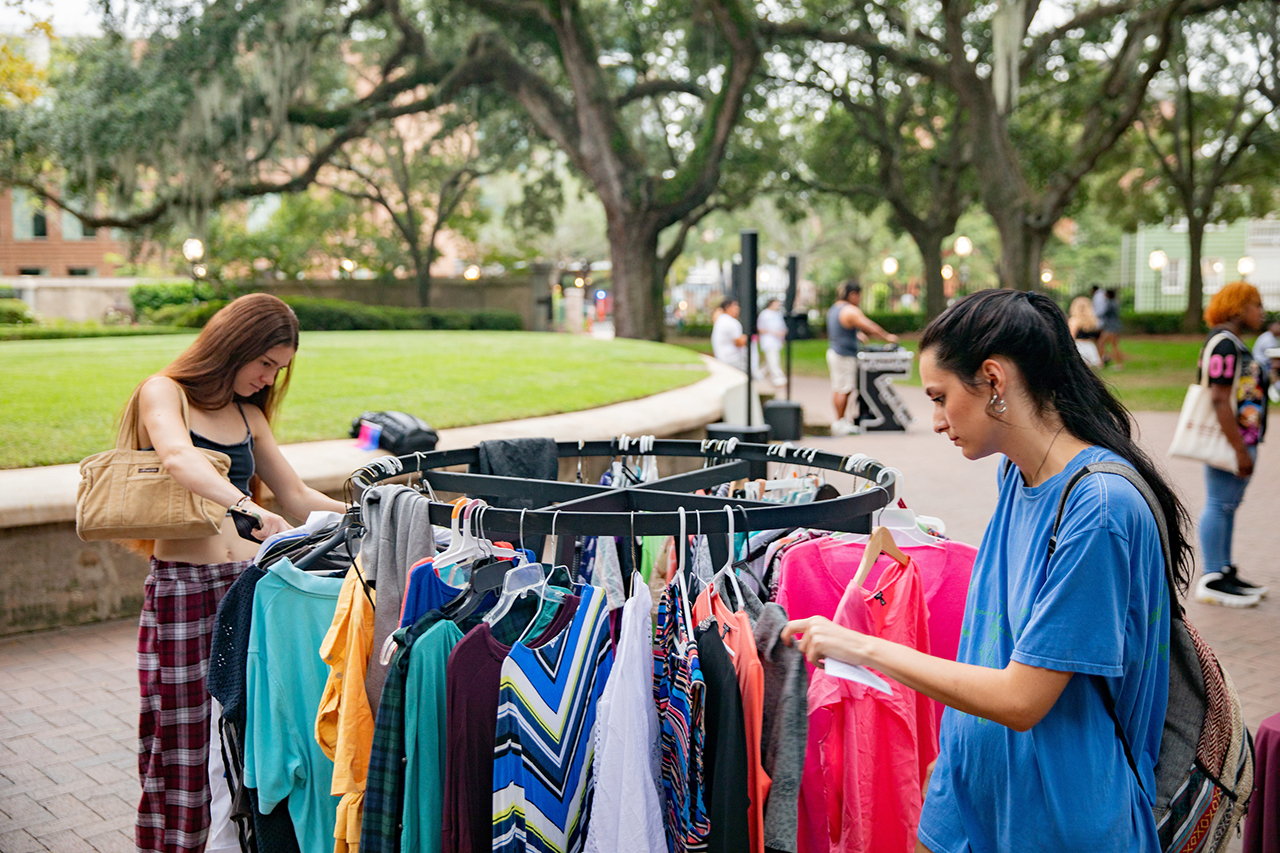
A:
[1050,462,1254,852]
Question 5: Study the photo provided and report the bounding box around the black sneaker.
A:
[1195,572,1262,607]
[1224,565,1269,598]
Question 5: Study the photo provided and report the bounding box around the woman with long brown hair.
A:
[131,293,344,853]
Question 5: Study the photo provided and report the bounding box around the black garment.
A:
[190,403,256,495]
[1074,328,1101,341]
[469,438,559,554]
[469,438,559,499]
[695,621,751,853]
[141,403,255,495]
[208,566,301,853]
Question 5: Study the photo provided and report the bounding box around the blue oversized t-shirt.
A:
[917,447,1169,852]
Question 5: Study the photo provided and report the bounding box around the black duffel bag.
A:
[349,411,440,455]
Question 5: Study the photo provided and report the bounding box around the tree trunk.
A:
[607,213,664,340]
[413,245,432,308]
[916,231,947,320]
[1183,217,1206,333]
[989,208,1049,292]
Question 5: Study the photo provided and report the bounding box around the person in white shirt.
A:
[757,298,789,388]
[711,298,748,372]
[1253,315,1280,403]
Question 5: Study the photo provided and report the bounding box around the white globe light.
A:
[954,236,973,257]
[1041,269,1053,284]
[941,264,954,280]
[182,238,205,263]
[1238,256,1256,275]
[1148,250,1168,271]
[882,257,899,276]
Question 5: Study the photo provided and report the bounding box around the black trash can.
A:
[705,422,771,479]
[763,400,803,442]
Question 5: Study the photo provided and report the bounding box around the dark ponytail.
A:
[920,289,1194,592]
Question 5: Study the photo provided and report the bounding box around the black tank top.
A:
[187,404,256,496]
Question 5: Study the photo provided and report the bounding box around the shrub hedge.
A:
[865,312,925,334]
[0,323,188,341]
[0,298,36,325]
[129,281,225,314]
[159,296,524,332]
[682,311,1205,338]
[1122,312,1205,335]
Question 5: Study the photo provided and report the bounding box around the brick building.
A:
[0,187,129,277]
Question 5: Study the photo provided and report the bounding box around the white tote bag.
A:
[1168,332,1241,474]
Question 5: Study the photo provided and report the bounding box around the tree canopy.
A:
[2,0,1274,335]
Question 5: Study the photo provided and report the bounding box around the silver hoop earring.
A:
[990,393,1007,415]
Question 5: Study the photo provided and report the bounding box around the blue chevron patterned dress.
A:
[653,580,710,853]
[492,584,615,853]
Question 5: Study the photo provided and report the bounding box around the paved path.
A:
[2,374,1275,852]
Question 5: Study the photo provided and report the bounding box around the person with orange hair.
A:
[1194,281,1269,607]
[129,293,346,852]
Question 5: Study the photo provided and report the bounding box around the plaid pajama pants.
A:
[137,557,250,853]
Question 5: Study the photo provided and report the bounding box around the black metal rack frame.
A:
[349,438,895,568]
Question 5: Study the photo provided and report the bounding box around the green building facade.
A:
[1117,219,1280,313]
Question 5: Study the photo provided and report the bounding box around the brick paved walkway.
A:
[0,619,137,853]
[1,375,1274,852]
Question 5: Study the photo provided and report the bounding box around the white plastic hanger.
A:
[865,468,943,546]
[434,498,487,584]
[473,505,526,563]
[514,512,569,644]
[483,561,546,627]
[640,434,659,482]
[716,505,746,606]
[762,442,822,496]
[673,507,697,645]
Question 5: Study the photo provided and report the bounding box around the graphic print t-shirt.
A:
[1199,329,1267,445]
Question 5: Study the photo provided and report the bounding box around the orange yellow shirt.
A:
[317,562,377,853]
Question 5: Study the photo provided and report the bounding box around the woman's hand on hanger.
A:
[781,616,1074,732]
[235,498,291,541]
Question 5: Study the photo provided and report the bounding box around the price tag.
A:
[822,658,893,695]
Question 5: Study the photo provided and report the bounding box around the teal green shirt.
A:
[243,559,344,853]
[401,619,465,853]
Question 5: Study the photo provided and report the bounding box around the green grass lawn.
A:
[0,331,705,469]
[671,334,1215,413]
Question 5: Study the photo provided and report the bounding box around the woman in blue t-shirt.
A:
[784,289,1194,851]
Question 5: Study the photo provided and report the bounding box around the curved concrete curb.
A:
[0,355,743,528]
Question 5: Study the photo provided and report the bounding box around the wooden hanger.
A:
[853,525,909,589]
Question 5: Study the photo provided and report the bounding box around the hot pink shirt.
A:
[775,536,975,729]
[797,558,939,853]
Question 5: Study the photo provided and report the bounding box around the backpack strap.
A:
[1049,461,1180,621]
[1048,460,1179,803]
